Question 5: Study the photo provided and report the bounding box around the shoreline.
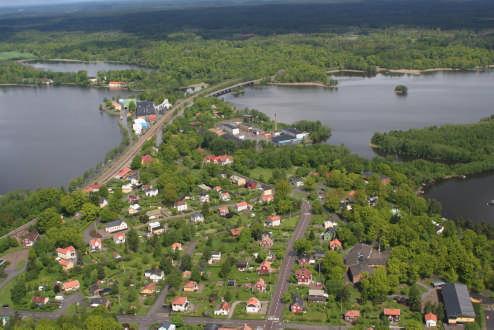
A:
[328,66,493,76]
[267,81,333,88]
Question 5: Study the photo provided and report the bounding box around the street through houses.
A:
[264,201,312,330]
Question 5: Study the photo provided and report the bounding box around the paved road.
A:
[264,201,312,330]
[15,293,83,320]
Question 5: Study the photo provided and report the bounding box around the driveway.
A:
[0,249,29,291]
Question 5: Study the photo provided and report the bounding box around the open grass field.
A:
[0,51,36,61]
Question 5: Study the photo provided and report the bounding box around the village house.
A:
[158,321,176,330]
[255,278,267,292]
[121,183,133,194]
[221,123,240,136]
[148,222,165,236]
[62,279,80,293]
[56,246,77,271]
[329,238,342,251]
[147,209,163,221]
[128,195,140,204]
[140,282,157,296]
[208,252,222,265]
[141,154,154,166]
[308,289,328,303]
[174,200,188,212]
[230,175,246,186]
[136,101,156,118]
[259,233,273,249]
[258,260,272,275]
[219,191,231,202]
[183,281,199,292]
[89,297,111,309]
[290,295,305,314]
[183,82,209,95]
[230,228,242,238]
[236,261,248,272]
[89,238,102,252]
[32,296,49,306]
[344,310,361,323]
[199,193,210,204]
[245,180,257,190]
[128,203,141,215]
[295,268,312,285]
[19,230,39,248]
[99,198,108,208]
[246,297,261,313]
[265,215,281,227]
[190,212,205,224]
[145,269,165,282]
[442,283,476,324]
[290,177,304,187]
[260,193,274,204]
[345,243,389,284]
[171,296,190,312]
[105,220,128,233]
[84,182,102,194]
[204,155,233,166]
[214,301,231,316]
[235,201,252,212]
[144,186,159,197]
[425,312,438,328]
[384,309,401,323]
[218,205,230,217]
[108,81,128,89]
[171,242,183,252]
[113,232,126,244]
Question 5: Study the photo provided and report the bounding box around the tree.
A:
[130,155,141,170]
[85,314,121,330]
[81,203,99,222]
[275,179,291,200]
[294,238,312,256]
[126,229,139,252]
[11,279,27,304]
[37,207,62,233]
[409,284,421,312]
[361,268,390,303]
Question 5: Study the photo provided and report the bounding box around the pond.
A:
[25,61,146,76]
[0,86,130,193]
[223,71,494,225]
[223,71,494,158]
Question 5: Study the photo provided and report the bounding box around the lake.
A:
[25,61,146,76]
[224,71,494,224]
[223,72,494,158]
[0,86,129,193]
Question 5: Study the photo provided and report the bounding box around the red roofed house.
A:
[56,246,77,271]
[171,296,190,312]
[235,201,252,212]
[141,154,154,166]
[113,232,126,244]
[259,234,273,249]
[425,312,437,328]
[174,200,188,212]
[219,205,230,217]
[140,282,157,296]
[255,278,267,292]
[204,155,233,166]
[258,261,272,275]
[344,310,361,323]
[108,81,128,89]
[84,182,101,193]
[183,281,199,292]
[295,268,312,285]
[214,301,231,316]
[261,193,274,204]
[220,191,231,202]
[230,228,242,238]
[246,297,261,313]
[265,215,281,227]
[171,242,183,252]
[384,309,401,322]
[62,280,80,292]
[32,296,49,306]
[115,167,132,180]
[22,231,39,248]
[245,181,257,189]
[329,239,342,251]
[89,238,102,252]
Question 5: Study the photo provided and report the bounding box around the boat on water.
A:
[486,200,494,206]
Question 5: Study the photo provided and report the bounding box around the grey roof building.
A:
[136,101,156,117]
[442,283,476,324]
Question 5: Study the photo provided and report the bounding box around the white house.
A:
[246,297,261,313]
[148,222,165,235]
[128,204,141,215]
[221,123,240,136]
[190,212,205,224]
[122,183,133,194]
[144,187,159,197]
[208,252,222,264]
[144,269,165,282]
[105,220,128,233]
[219,191,231,202]
[174,200,188,212]
[113,232,126,244]
[171,296,190,312]
[214,301,231,316]
[158,322,176,330]
[425,313,437,328]
[154,98,172,112]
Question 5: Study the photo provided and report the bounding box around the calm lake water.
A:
[26,61,146,76]
[224,71,494,224]
[0,86,128,193]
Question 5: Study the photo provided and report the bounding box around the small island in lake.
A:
[394,84,408,95]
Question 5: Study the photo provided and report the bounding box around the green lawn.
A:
[0,279,14,306]
[0,51,36,61]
